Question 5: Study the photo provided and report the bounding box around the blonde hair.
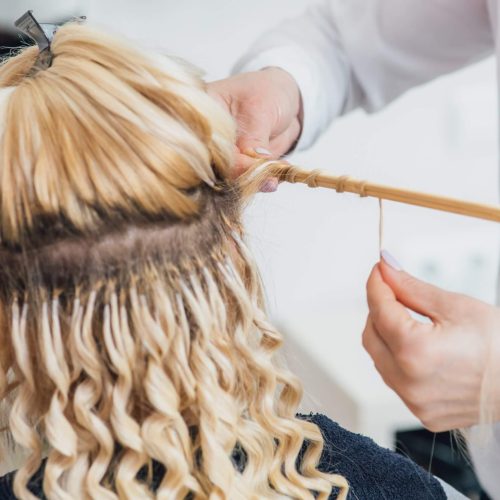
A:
[0,24,348,499]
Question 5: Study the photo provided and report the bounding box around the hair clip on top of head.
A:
[15,10,56,72]
[14,11,86,74]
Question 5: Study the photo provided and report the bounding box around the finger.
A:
[379,251,458,321]
[362,316,403,387]
[260,178,279,192]
[235,111,275,160]
[366,264,427,352]
[269,118,301,157]
[234,151,256,178]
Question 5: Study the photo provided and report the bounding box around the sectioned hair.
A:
[0,23,347,499]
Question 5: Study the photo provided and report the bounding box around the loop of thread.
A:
[336,175,351,193]
[284,165,299,184]
[358,181,368,197]
[247,159,282,184]
[304,169,322,188]
[378,198,384,253]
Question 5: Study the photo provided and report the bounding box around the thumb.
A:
[379,250,454,322]
[235,114,275,159]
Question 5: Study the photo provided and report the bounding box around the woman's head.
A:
[0,23,346,499]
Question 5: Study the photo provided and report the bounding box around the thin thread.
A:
[378,199,384,254]
[427,433,436,475]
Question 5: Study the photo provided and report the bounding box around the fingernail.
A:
[254,147,272,156]
[380,249,403,271]
[260,178,278,193]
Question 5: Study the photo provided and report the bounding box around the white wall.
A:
[3,0,498,441]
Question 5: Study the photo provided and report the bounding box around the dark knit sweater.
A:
[0,413,446,499]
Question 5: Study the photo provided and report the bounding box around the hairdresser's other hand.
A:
[207,68,302,181]
[363,252,500,432]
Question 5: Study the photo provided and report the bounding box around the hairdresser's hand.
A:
[207,68,302,188]
[363,251,500,432]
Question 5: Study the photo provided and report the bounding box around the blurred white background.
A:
[3,0,498,446]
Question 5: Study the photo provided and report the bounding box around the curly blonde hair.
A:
[0,24,348,499]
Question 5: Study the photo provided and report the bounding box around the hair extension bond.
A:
[0,24,348,499]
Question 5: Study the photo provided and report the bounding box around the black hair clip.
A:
[14,11,86,73]
[14,10,57,71]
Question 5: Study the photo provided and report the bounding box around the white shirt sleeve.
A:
[234,0,494,150]
[467,423,500,499]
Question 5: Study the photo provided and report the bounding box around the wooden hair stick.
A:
[275,164,500,223]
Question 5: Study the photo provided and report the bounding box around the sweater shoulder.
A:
[0,415,449,499]
[0,469,16,499]
[301,413,446,499]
